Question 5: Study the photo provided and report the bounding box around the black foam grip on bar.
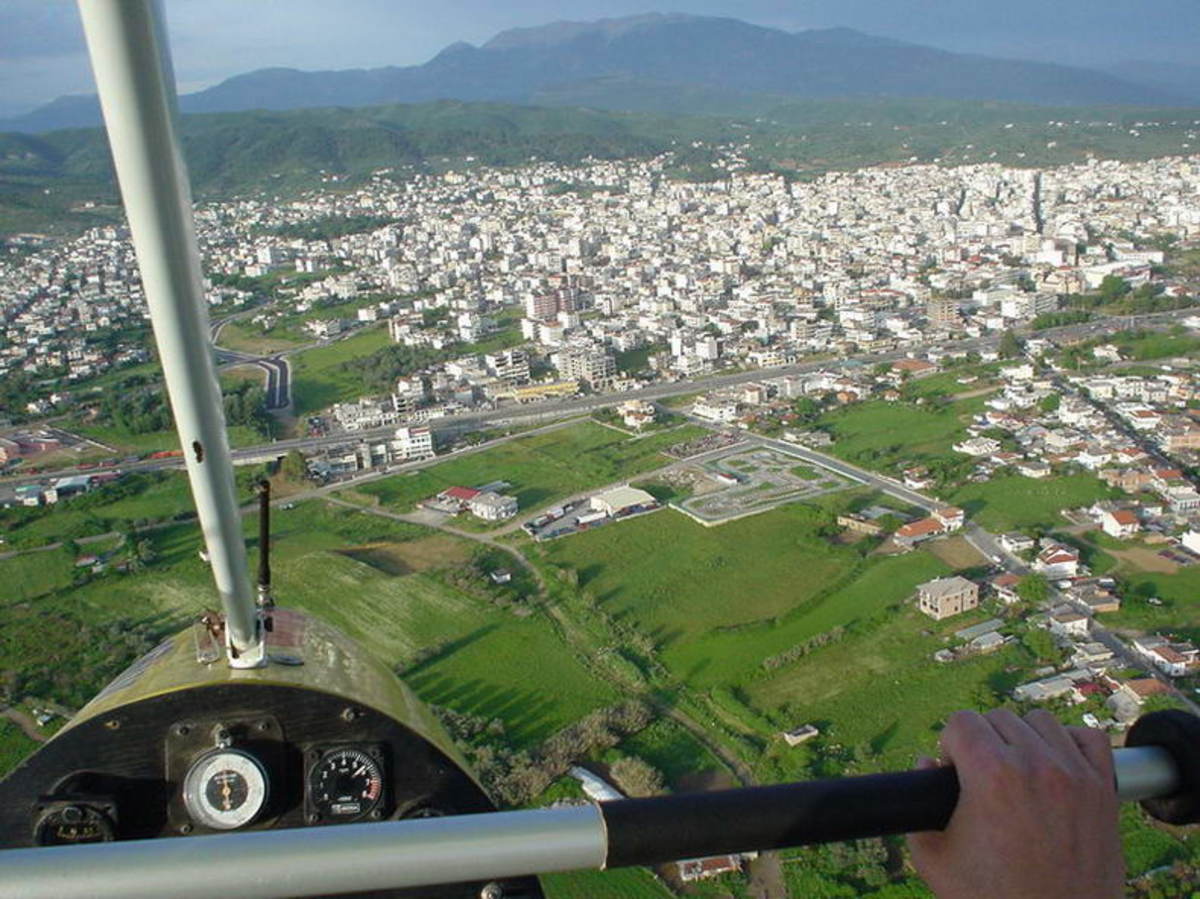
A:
[601,766,960,868]
[1127,709,1200,825]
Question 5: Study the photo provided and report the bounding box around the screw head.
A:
[179,823,193,835]
[104,719,120,731]
[480,884,504,899]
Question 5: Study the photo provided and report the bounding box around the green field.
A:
[74,422,264,455]
[618,717,729,788]
[534,501,940,692]
[1104,563,1200,640]
[0,499,616,753]
[0,546,78,599]
[540,503,857,649]
[542,867,672,899]
[818,398,983,471]
[949,473,1115,532]
[0,721,39,777]
[217,321,308,355]
[288,326,392,416]
[744,603,1027,778]
[665,550,953,688]
[355,421,705,517]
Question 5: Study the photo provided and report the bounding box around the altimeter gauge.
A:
[182,749,269,830]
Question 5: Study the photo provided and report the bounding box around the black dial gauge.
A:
[308,748,384,822]
[34,805,115,846]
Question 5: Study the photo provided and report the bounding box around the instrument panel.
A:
[0,683,543,898]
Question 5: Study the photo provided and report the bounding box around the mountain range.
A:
[2,14,1193,134]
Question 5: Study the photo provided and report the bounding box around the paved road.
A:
[4,307,1195,494]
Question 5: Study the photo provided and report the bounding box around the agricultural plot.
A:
[354,421,706,520]
[673,447,854,526]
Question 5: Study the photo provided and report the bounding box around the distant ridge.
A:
[1,14,1187,134]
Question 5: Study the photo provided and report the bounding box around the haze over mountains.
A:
[3,13,1193,134]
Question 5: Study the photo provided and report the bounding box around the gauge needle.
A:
[221,777,232,810]
[353,764,367,777]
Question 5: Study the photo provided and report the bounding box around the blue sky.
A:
[2,0,1197,117]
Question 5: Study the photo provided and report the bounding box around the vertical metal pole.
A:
[77,0,261,662]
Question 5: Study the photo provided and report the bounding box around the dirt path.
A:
[325,497,549,595]
[2,707,48,743]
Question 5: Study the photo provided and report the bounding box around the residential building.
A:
[392,425,434,461]
[1100,509,1139,540]
[468,491,519,521]
[917,576,980,620]
[1034,542,1080,579]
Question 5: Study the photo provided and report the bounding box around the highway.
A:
[211,314,292,410]
[3,306,1196,493]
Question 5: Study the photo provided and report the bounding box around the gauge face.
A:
[182,749,269,830]
[308,748,384,822]
[34,805,115,846]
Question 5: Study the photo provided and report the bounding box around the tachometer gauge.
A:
[182,749,269,830]
[307,747,384,822]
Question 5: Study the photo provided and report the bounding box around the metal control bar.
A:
[0,744,1183,899]
[77,0,261,663]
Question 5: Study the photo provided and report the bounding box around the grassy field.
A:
[74,422,264,455]
[617,718,730,789]
[0,721,39,777]
[217,320,309,355]
[818,397,984,471]
[0,498,616,751]
[902,366,1000,400]
[542,867,672,899]
[288,326,392,416]
[1104,563,1200,641]
[0,547,79,600]
[539,503,861,656]
[355,421,706,517]
[948,473,1116,532]
[744,602,1028,779]
[663,548,952,688]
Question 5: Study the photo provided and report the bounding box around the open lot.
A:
[354,421,706,521]
[926,535,988,570]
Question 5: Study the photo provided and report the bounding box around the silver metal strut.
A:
[76,0,262,665]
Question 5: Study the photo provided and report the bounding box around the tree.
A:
[281,450,308,483]
[998,329,1023,360]
[1098,274,1131,303]
[1039,393,1061,414]
[1022,626,1059,664]
[609,757,665,798]
[1017,573,1049,605]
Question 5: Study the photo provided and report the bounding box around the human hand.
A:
[907,708,1124,899]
